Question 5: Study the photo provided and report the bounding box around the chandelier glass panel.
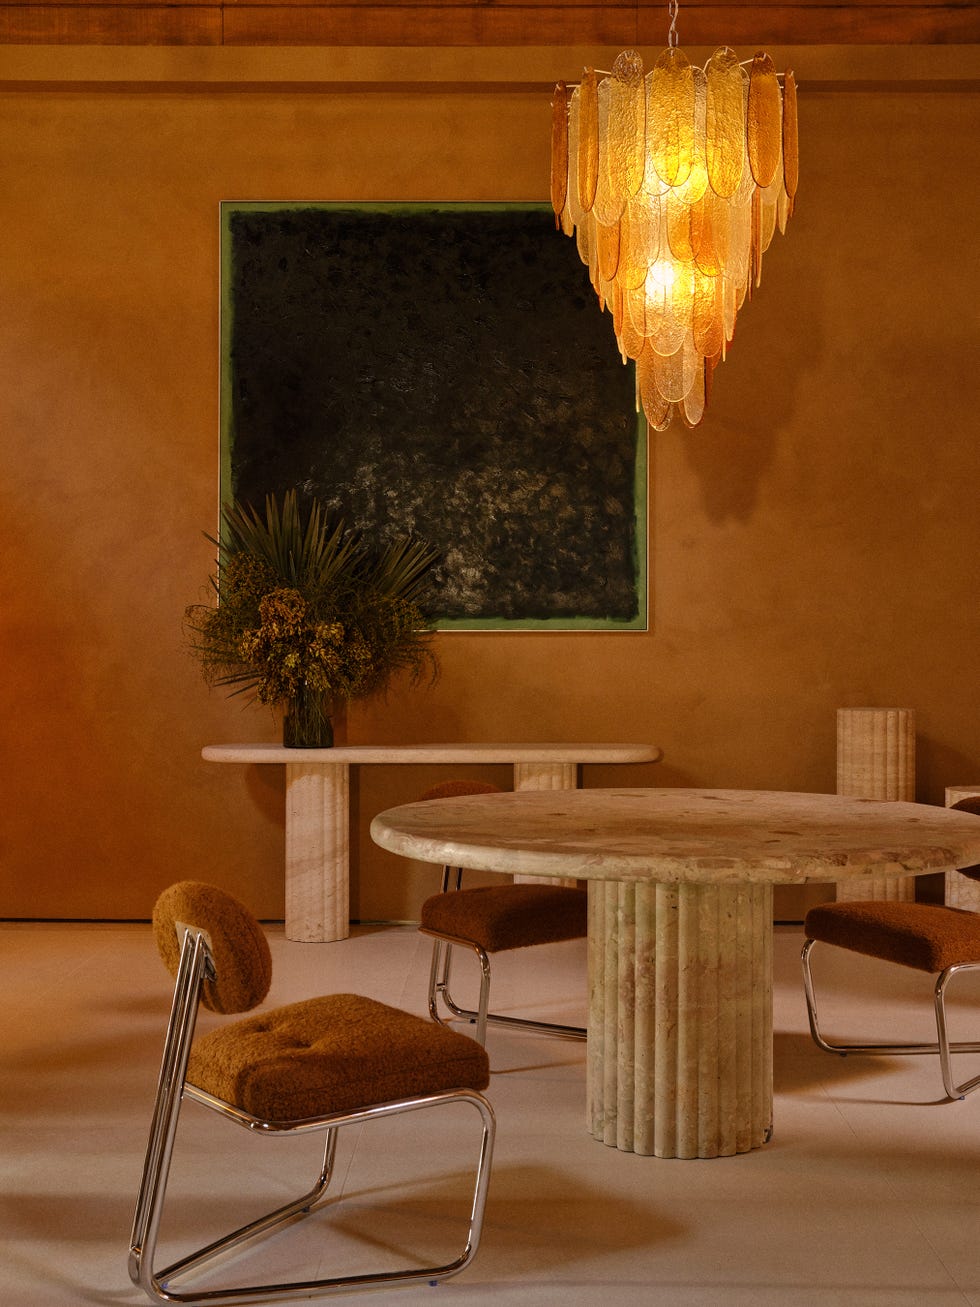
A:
[551,39,798,429]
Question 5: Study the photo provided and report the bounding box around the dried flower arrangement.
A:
[186,490,440,746]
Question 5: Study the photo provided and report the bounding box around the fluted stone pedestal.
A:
[836,708,916,902]
[587,880,773,1158]
[513,760,578,886]
[285,762,351,942]
[945,785,980,910]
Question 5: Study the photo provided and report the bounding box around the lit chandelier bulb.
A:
[551,46,798,430]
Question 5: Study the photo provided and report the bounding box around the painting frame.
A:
[220,201,648,632]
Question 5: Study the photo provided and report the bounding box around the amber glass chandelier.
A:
[550,1,798,429]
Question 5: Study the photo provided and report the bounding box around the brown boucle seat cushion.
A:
[805,900,980,973]
[188,993,490,1121]
[421,885,588,953]
[153,880,273,1014]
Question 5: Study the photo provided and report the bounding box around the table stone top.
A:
[370,788,980,886]
[203,742,662,765]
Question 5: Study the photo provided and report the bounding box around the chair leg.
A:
[428,936,491,1045]
[801,939,980,1099]
[129,932,210,1289]
[132,1088,495,1305]
[935,962,980,1099]
[426,933,585,1045]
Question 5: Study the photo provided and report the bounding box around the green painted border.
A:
[219,200,648,633]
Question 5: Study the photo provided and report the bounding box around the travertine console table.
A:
[370,788,980,1160]
[202,743,662,942]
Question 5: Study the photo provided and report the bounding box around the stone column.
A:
[835,708,916,901]
[284,761,350,941]
[945,786,980,910]
[512,761,578,885]
[587,879,773,1158]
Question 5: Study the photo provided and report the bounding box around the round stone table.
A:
[370,788,980,1160]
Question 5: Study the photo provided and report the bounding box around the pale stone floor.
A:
[3,918,980,1306]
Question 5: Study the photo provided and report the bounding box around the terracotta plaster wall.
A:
[1,49,978,922]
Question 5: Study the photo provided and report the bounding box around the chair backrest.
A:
[418,781,502,802]
[950,796,980,882]
[152,880,273,1014]
[418,782,505,888]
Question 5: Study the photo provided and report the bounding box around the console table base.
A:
[285,763,350,942]
[204,743,662,943]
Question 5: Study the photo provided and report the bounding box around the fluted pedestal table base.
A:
[588,880,773,1158]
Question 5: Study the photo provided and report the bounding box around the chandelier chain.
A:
[667,0,680,47]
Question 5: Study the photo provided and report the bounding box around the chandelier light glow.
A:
[550,15,799,429]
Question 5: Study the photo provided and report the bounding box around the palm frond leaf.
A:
[186,489,442,714]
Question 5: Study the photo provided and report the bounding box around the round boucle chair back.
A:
[950,797,980,882]
[153,880,273,1014]
[418,780,502,802]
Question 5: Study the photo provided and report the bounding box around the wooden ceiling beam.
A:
[0,1,978,47]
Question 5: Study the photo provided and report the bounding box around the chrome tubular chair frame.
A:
[423,927,587,1046]
[129,927,496,1305]
[421,854,587,1047]
[801,937,980,1100]
[415,774,588,1049]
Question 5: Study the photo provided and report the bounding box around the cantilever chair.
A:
[130,880,495,1306]
[417,781,588,1047]
[801,796,980,1100]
